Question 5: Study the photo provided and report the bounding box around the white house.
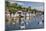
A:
[5,9,11,24]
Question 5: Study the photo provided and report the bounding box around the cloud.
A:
[16,2,24,5]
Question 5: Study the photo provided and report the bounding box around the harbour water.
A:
[5,13,44,30]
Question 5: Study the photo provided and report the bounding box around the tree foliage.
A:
[5,1,40,14]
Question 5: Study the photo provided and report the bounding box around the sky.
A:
[6,0,44,11]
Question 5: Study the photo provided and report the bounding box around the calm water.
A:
[5,14,44,30]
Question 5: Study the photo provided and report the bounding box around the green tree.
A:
[32,9,37,14]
